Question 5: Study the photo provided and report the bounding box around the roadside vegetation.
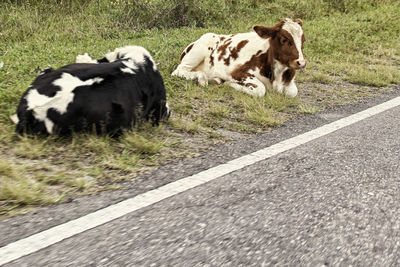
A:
[1,0,399,218]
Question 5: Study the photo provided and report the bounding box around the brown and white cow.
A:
[172,18,306,97]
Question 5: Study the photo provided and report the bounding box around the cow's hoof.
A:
[198,73,208,86]
[199,79,208,87]
[214,78,223,85]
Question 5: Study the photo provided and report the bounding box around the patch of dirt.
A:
[299,81,393,108]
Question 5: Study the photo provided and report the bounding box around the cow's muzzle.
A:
[295,59,307,69]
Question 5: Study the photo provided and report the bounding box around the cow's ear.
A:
[295,19,303,27]
[253,25,278,38]
[254,20,284,38]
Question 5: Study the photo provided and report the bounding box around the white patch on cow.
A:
[254,68,272,92]
[272,60,289,94]
[285,79,298,97]
[270,60,298,97]
[120,67,135,74]
[172,33,217,82]
[282,18,304,61]
[91,77,104,84]
[226,69,266,97]
[172,67,208,86]
[120,60,140,74]
[122,60,138,71]
[76,53,97,64]
[225,79,266,97]
[10,114,19,124]
[105,46,158,71]
[25,73,104,134]
[165,102,170,118]
[44,119,54,134]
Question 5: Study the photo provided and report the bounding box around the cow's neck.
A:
[265,39,290,82]
[273,59,289,81]
[259,42,276,81]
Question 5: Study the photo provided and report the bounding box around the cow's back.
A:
[16,56,168,135]
[203,32,269,80]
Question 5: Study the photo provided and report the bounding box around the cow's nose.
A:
[296,59,307,68]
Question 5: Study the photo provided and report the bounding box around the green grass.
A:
[0,0,399,218]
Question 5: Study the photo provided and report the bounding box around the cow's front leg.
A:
[272,79,298,97]
[272,79,284,94]
[273,69,298,97]
[284,79,298,97]
[226,77,266,97]
[272,80,298,97]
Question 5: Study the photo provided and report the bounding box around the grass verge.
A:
[0,0,399,218]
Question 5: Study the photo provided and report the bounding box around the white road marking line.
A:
[1,96,400,265]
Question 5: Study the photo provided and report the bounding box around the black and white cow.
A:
[13,46,170,136]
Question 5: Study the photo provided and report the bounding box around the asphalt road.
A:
[1,89,400,266]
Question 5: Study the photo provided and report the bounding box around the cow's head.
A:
[254,18,306,69]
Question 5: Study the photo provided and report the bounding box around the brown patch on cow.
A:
[253,19,306,69]
[224,57,230,66]
[231,51,272,83]
[236,81,256,90]
[218,39,249,66]
[222,40,249,66]
[210,49,215,67]
[230,40,249,59]
[244,83,257,88]
[180,43,194,62]
[268,28,304,70]
[282,68,296,84]
[186,43,194,53]
[231,22,305,84]
[253,20,285,39]
[217,39,232,61]
[179,52,186,62]
[220,36,226,41]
